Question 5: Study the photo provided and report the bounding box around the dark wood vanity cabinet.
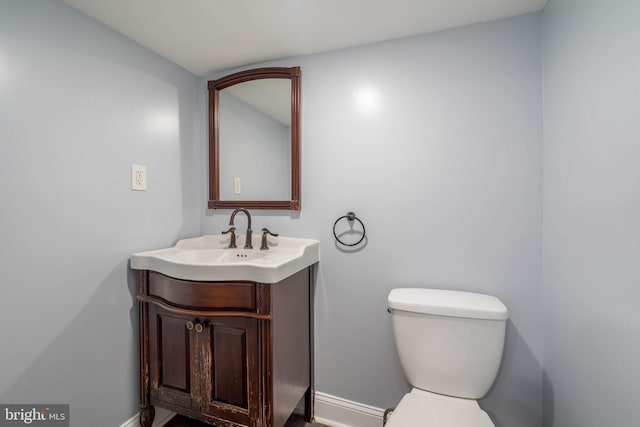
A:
[137,268,314,427]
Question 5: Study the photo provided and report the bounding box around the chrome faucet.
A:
[229,208,253,249]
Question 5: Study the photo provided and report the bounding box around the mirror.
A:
[208,67,301,210]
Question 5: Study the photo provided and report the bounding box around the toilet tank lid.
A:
[388,288,508,320]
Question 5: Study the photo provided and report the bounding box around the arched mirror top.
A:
[208,66,301,210]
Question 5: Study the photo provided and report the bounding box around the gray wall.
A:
[0,1,200,426]
[542,0,640,425]
[202,13,543,427]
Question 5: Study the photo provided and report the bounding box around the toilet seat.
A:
[385,389,494,427]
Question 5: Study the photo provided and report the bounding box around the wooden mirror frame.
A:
[208,66,301,210]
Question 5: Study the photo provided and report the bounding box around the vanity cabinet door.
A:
[148,306,194,410]
[197,316,260,426]
[148,304,260,426]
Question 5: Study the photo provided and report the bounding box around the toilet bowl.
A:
[386,288,508,427]
[385,389,494,427]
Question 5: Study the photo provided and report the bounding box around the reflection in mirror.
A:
[219,79,291,200]
[208,67,301,210]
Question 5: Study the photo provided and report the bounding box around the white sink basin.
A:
[130,234,319,283]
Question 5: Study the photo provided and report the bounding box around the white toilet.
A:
[386,288,508,427]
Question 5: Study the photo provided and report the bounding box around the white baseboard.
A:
[119,407,176,427]
[314,391,385,427]
[120,392,384,427]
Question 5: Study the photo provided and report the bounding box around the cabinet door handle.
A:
[195,323,204,333]
[186,321,194,330]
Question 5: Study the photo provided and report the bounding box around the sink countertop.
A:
[130,234,319,283]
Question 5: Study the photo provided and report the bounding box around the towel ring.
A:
[333,211,366,247]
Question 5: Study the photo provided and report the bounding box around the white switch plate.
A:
[233,177,241,194]
[131,164,147,191]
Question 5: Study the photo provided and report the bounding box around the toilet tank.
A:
[388,288,508,399]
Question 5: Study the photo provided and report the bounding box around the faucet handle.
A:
[260,228,279,250]
[222,227,237,248]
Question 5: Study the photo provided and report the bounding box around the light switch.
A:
[131,164,147,191]
[233,177,241,194]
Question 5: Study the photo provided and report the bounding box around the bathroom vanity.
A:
[132,235,319,427]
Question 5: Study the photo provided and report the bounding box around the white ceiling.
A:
[64,0,548,77]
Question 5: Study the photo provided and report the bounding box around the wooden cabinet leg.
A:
[305,266,316,423]
[139,405,155,427]
[304,387,314,422]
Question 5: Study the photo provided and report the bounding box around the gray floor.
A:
[284,414,330,427]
